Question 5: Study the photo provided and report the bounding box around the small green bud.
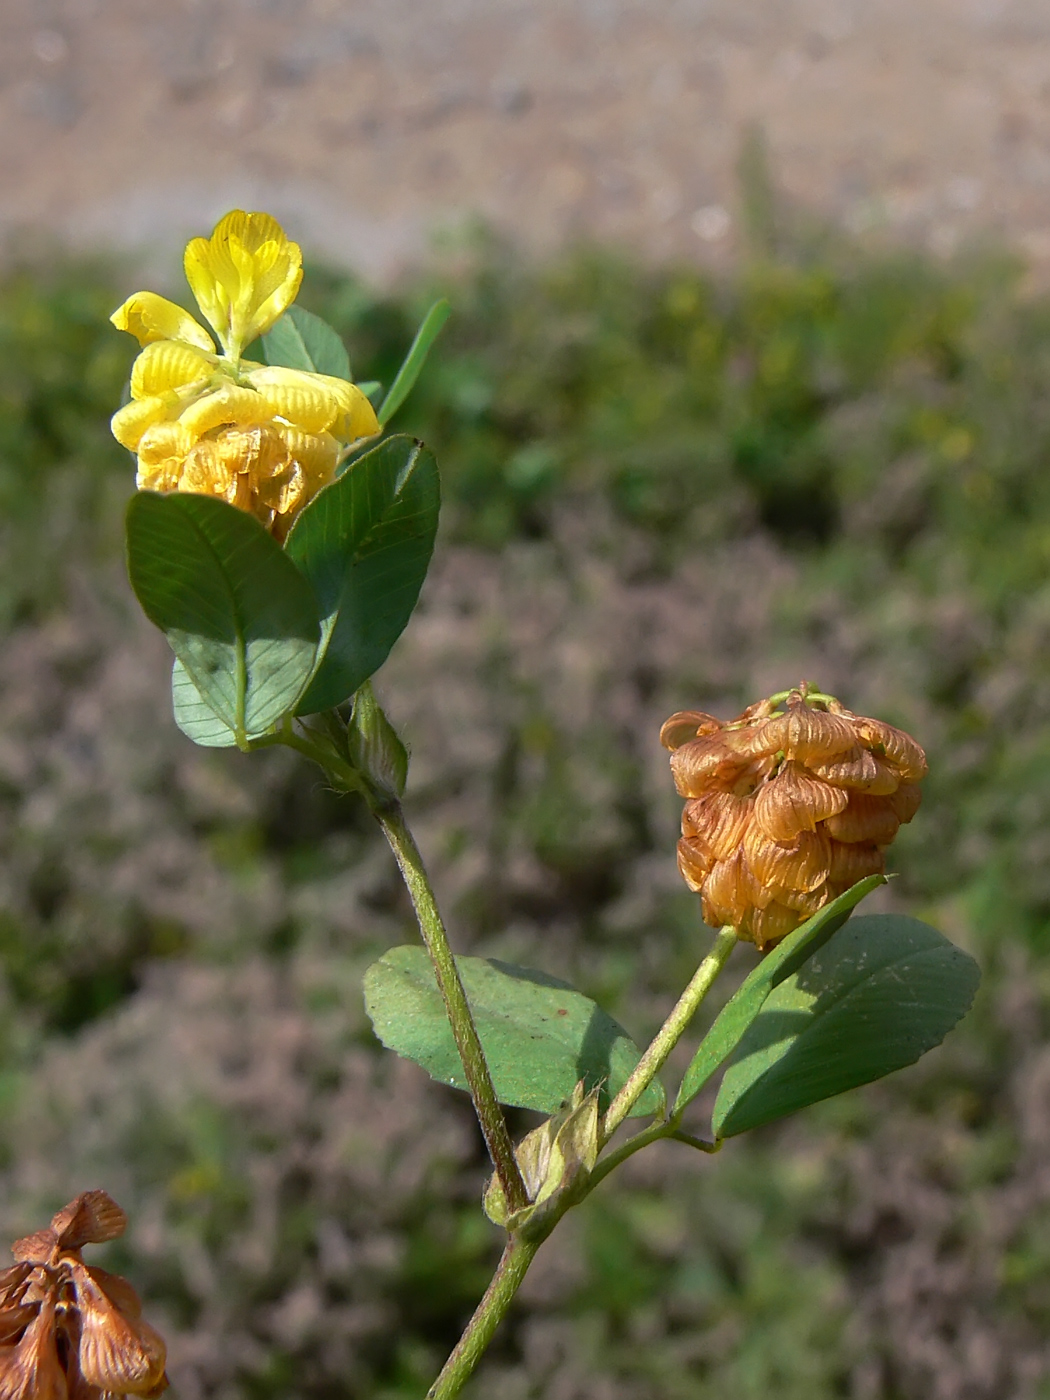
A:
[348,681,408,799]
[484,1083,600,1242]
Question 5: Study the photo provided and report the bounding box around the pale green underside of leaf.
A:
[171,658,238,746]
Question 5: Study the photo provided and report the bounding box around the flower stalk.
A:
[601,925,738,1141]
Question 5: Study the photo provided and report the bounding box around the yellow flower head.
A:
[110,211,379,538]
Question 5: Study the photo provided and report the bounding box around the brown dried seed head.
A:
[663,689,926,949]
[2,1195,168,1400]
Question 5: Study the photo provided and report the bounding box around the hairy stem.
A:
[272,723,528,1212]
[601,926,738,1141]
[426,1238,539,1400]
[375,803,529,1212]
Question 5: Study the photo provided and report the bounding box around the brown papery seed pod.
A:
[0,1193,168,1399]
[663,688,927,950]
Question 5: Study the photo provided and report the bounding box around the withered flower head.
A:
[0,1190,168,1400]
[661,686,927,951]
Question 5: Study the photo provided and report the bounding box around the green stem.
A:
[271,722,529,1213]
[426,1238,539,1400]
[375,803,529,1213]
[601,926,738,1141]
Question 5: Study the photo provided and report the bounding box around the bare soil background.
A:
[6,0,1050,278]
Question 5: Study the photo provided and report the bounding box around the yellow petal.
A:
[332,381,380,442]
[111,395,175,451]
[243,366,344,433]
[110,291,215,352]
[184,210,302,356]
[130,341,215,399]
[137,422,194,467]
[272,425,340,487]
[178,385,270,438]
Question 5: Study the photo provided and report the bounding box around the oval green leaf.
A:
[261,304,351,380]
[711,914,980,1139]
[364,946,665,1119]
[126,492,321,743]
[285,435,440,714]
[673,876,884,1117]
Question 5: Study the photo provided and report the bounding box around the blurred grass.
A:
[0,218,1049,1396]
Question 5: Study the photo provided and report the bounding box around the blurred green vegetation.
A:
[1,217,1049,1397]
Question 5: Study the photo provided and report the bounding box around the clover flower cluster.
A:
[109,211,378,538]
[661,689,928,949]
[0,1191,167,1400]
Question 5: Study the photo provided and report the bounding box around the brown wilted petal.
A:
[682,791,753,860]
[765,882,831,916]
[807,747,899,796]
[743,825,831,894]
[701,851,767,928]
[752,760,848,841]
[51,1193,127,1255]
[828,841,886,886]
[70,1264,166,1397]
[751,698,858,764]
[0,1296,66,1400]
[669,736,747,797]
[824,794,900,846]
[659,711,722,751]
[86,1269,143,1322]
[10,1234,56,1268]
[850,716,928,781]
[677,838,712,893]
[0,1270,31,1312]
[889,782,923,823]
[745,901,804,950]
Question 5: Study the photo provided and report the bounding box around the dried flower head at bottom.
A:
[0,1190,168,1400]
[662,687,927,950]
